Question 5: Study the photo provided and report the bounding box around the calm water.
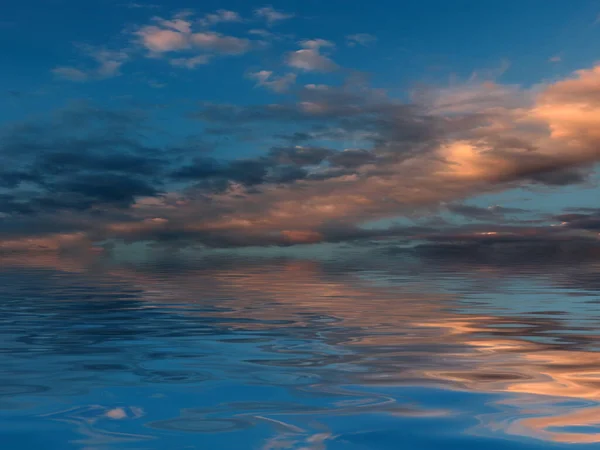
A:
[2,250,600,449]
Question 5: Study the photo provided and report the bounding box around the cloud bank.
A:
[3,61,600,253]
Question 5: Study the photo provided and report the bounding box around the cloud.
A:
[190,32,250,54]
[555,209,600,231]
[169,54,211,68]
[445,203,528,221]
[0,103,165,217]
[248,70,296,92]
[346,33,377,47]
[549,55,562,63]
[327,149,376,168]
[52,67,90,82]
[6,60,600,252]
[134,14,252,58]
[137,64,600,247]
[268,146,335,165]
[122,2,159,9]
[199,9,242,27]
[0,232,93,254]
[53,47,128,82]
[135,24,190,52]
[248,28,275,38]
[287,39,338,72]
[403,223,600,269]
[254,6,294,25]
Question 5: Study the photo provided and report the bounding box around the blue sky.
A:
[5,0,600,112]
[2,0,600,255]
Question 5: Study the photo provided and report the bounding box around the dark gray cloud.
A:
[327,149,376,168]
[555,211,600,231]
[382,221,600,270]
[274,131,313,144]
[170,157,223,180]
[55,174,159,205]
[34,151,163,176]
[267,165,308,183]
[171,158,271,186]
[0,104,167,216]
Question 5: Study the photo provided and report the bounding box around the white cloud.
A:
[254,6,294,25]
[346,33,377,47]
[287,39,338,72]
[249,70,296,92]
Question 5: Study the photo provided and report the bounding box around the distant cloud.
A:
[248,28,293,42]
[254,6,294,25]
[121,2,159,9]
[346,33,377,47]
[52,47,128,82]
[134,14,252,58]
[549,55,562,63]
[191,32,250,54]
[248,70,296,92]
[52,67,90,82]
[287,39,338,72]
[147,80,166,88]
[170,54,212,68]
[199,9,243,27]
[135,25,189,52]
[248,28,273,38]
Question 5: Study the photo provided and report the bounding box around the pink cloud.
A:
[287,40,338,72]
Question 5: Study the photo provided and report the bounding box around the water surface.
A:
[2,251,600,449]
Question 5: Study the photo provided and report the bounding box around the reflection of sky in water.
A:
[2,253,600,449]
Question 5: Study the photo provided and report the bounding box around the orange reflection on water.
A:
[4,253,600,444]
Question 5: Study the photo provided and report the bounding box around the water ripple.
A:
[1,253,600,448]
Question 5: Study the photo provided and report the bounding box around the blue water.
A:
[2,251,600,449]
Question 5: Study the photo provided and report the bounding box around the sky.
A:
[2,0,600,258]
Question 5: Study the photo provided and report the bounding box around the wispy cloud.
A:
[199,9,243,27]
[170,54,212,68]
[286,39,338,72]
[248,70,296,92]
[52,46,128,82]
[134,13,253,58]
[121,2,160,9]
[254,6,294,25]
[346,33,377,47]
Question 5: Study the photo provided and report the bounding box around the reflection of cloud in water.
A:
[4,252,600,445]
[96,257,600,443]
[40,405,149,446]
